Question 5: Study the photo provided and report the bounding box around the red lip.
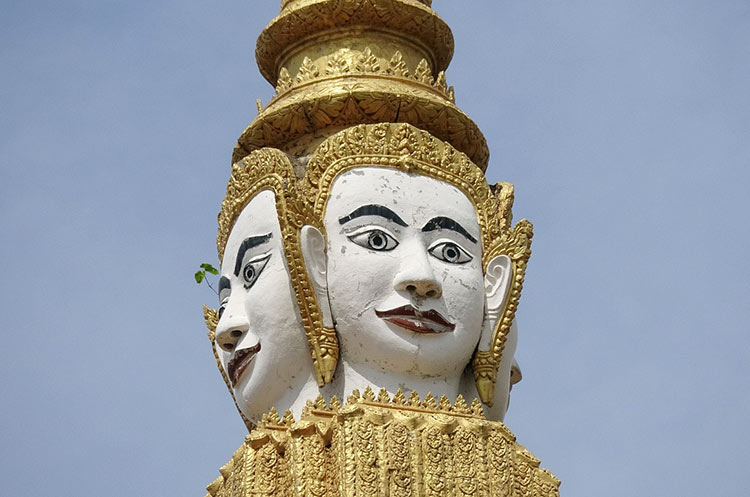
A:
[375,305,456,334]
[227,343,261,387]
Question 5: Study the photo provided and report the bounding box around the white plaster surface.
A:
[315,167,494,401]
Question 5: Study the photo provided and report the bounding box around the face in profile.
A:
[214,190,311,422]
[322,167,485,380]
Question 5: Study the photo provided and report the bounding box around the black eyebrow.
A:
[219,276,231,295]
[421,217,478,244]
[233,233,272,276]
[338,204,408,227]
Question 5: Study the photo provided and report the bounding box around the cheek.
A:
[244,262,298,326]
[441,265,485,315]
[326,238,393,292]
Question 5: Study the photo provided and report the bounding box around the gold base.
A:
[206,389,559,497]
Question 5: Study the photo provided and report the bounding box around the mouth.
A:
[375,305,456,334]
[227,342,261,387]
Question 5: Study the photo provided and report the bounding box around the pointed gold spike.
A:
[377,387,390,404]
[314,395,326,409]
[282,410,294,426]
[206,476,223,496]
[414,59,434,85]
[355,46,380,73]
[387,50,409,77]
[347,389,361,404]
[218,462,231,479]
[423,392,437,409]
[437,395,451,411]
[407,390,421,407]
[392,388,406,405]
[454,394,469,413]
[276,67,292,93]
[329,395,341,410]
[296,56,319,84]
[267,407,281,424]
[470,398,484,417]
[362,386,376,401]
[435,71,447,92]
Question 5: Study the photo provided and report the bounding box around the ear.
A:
[301,225,334,329]
[478,255,513,349]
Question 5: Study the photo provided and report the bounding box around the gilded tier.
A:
[206,389,560,497]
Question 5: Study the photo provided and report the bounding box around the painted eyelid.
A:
[428,240,473,262]
[344,225,398,238]
[243,251,272,265]
[242,252,272,288]
[428,238,472,253]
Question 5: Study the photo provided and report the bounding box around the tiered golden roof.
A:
[206,388,560,497]
[233,0,489,170]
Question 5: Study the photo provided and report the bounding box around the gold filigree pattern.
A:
[235,73,488,170]
[273,50,455,102]
[472,218,534,406]
[214,149,338,386]
[205,393,559,496]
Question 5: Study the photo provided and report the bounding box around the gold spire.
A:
[233,0,490,170]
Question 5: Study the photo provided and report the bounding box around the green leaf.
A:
[194,270,205,283]
[201,263,219,275]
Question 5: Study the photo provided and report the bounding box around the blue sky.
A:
[1,1,748,495]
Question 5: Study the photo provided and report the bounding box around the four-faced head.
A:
[207,124,531,423]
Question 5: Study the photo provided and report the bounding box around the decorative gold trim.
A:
[215,149,338,387]
[205,390,559,496]
[473,220,534,406]
[233,76,488,170]
[272,49,454,103]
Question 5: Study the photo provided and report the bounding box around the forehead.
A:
[324,167,478,227]
[222,190,282,268]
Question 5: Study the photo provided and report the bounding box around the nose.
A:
[215,297,249,352]
[393,243,442,299]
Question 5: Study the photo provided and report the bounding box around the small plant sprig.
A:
[195,263,219,295]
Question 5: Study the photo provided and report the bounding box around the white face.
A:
[215,190,310,421]
[323,168,485,379]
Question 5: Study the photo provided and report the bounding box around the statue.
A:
[200,0,559,494]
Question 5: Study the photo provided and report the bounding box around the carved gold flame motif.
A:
[204,0,559,494]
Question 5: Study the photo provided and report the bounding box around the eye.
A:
[348,229,399,252]
[428,241,473,264]
[241,253,271,289]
